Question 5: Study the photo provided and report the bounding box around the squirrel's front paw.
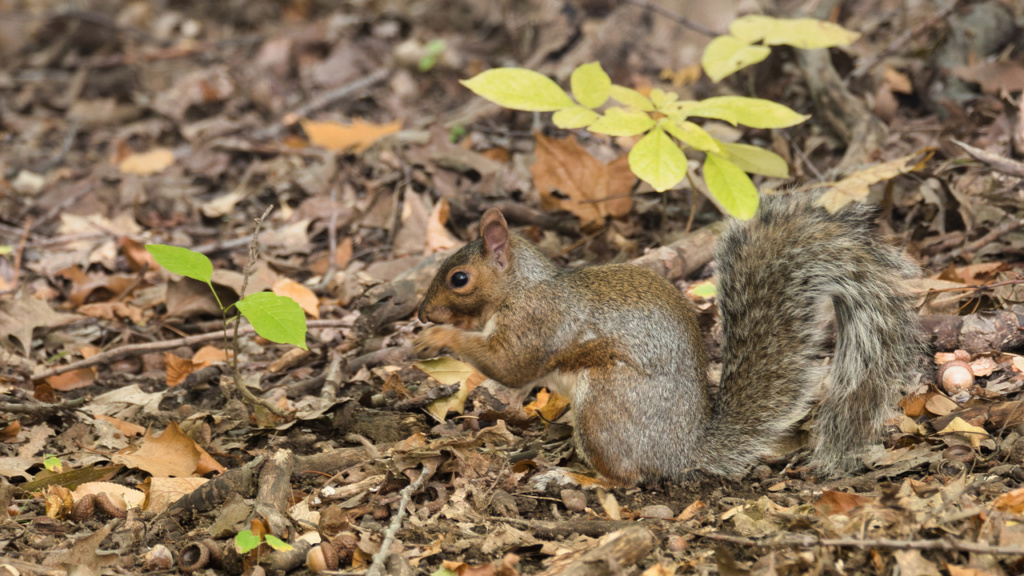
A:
[414,326,457,358]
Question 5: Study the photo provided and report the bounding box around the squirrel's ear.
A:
[480,208,510,270]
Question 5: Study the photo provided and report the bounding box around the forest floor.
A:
[2,0,1024,574]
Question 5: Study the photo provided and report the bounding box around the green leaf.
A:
[701,35,772,82]
[628,126,688,192]
[461,68,574,111]
[571,62,611,109]
[146,244,213,283]
[730,15,861,48]
[588,107,656,137]
[419,39,446,73]
[703,154,759,219]
[553,106,601,129]
[719,142,790,178]
[663,119,721,153]
[690,280,718,298]
[449,125,466,142]
[649,88,679,110]
[236,292,308,350]
[235,530,261,554]
[43,454,62,473]
[264,535,293,552]
[608,85,654,111]
[676,96,809,129]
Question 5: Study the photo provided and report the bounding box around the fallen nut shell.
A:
[307,543,339,573]
[145,544,174,570]
[95,492,127,519]
[179,541,211,573]
[939,360,974,395]
[70,494,96,522]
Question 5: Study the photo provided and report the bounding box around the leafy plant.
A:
[145,245,307,350]
[419,39,447,73]
[460,16,860,219]
[235,529,292,554]
[701,15,860,82]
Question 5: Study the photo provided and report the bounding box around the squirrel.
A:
[414,191,925,485]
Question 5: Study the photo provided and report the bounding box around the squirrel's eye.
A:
[450,271,469,288]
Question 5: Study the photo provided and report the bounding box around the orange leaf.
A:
[192,345,229,367]
[164,352,195,388]
[46,368,96,391]
[95,415,146,437]
[301,118,402,153]
[272,278,320,318]
[118,147,175,175]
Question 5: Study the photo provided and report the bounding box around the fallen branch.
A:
[31,319,352,382]
[365,465,428,576]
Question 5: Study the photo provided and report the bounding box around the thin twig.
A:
[29,319,351,382]
[0,218,32,295]
[0,395,89,415]
[366,466,428,576]
[232,206,287,417]
[622,0,725,37]
[258,68,391,139]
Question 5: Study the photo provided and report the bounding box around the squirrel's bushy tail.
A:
[705,193,924,476]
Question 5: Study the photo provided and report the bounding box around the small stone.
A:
[640,504,674,519]
[560,489,587,512]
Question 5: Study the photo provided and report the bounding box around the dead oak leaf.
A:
[301,118,402,153]
[111,421,201,477]
[531,132,633,229]
[0,294,79,356]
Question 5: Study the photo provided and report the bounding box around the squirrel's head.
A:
[418,208,511,329]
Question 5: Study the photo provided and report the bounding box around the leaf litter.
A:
[0,0,1023,574]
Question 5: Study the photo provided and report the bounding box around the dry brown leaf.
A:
[94,415,146,437]
[992,486,1024,514]
[72,482,146,509]
[141,476,210,513]
[425,197,461,255]
[111,421,201,477]
[301,118,402,153]
[937,417,990,449]
[416,357,487,423]
[272,277,320,318]
[46,368,97,392]
[119,147,176,175]
[164,352,195,388]
[393,188,430,257]
[193,345,230,366]
[57,266,138,308]
[813,490,874,516]
[531,132,633,228]
[0,294,79,356]
[923,393,959,416]
[952,61,1024,94]
[524,388,570,422]
[0,420,21,440]
[78,301,145,324]
[816,148,935,211]
[883,66,913,94]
